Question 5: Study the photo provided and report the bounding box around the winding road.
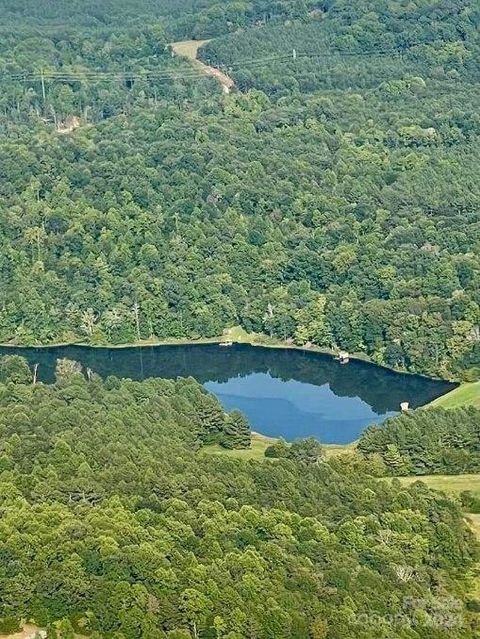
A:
[170,40,234,94]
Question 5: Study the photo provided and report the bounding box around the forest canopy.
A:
[0,0,479,381]
[1,2,480,633]
[358,406,480,476]
[0,358,478,637]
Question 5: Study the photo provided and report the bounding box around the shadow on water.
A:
[0,343,455,444]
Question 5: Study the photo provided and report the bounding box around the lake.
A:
[0,343,455,444]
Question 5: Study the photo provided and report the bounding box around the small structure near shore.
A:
[337,351,350,364]
[400,401,410,412]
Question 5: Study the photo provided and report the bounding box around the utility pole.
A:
[40,69,46,106]
[133,301,141,341]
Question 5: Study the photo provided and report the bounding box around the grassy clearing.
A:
[397,473,480,498]
[222,325,258,343]
[466,514,480,540]
[202,432,277,461]
[203,432,354,461]
[396,474,480,543]
[324,442,356,458]
[429,381,480,409]
[170,39,234,92]
[170,39,210,59]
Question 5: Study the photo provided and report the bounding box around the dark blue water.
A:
[0,343,455,443]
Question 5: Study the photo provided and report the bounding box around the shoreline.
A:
[205,431,357,459]
[0,333,457,384]
[0,335,467,434]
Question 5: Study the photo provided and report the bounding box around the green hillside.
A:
[0,357,477,637]
[1,1,480,635]
[430,382,480,409]
[0,0,477,381]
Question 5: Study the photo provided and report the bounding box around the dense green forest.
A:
[0,357,478,637]
[0,0,322,38]
[0,0,479,381]
[2,3,480,635]
[358,407,480,475]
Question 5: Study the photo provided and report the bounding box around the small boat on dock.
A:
[219,341,233,347]
[335,351,350,364]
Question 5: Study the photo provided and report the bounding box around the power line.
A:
[0,39,474,86]
[0,42,446,82]
[203,38,452,70]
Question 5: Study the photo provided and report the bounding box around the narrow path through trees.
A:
[170,39,234,93]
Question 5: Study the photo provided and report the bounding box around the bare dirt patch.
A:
[0,625,43,639]
[57,115,82,134]
[170,39,234,94]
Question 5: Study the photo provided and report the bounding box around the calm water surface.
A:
[0,344,455,444]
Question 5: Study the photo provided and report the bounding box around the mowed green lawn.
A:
[203,433,355,461]
[398,473,480,498]
[202,432,277,461]
[430,381,480,409]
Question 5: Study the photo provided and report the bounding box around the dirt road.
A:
[170,40,234,94]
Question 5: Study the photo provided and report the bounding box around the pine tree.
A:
[383,444,413,476]
[221,410,251,449]
[197,395,226,444]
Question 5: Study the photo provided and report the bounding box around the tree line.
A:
[358,407,480,475]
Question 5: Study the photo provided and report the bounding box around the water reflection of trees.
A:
[0,344,455,415]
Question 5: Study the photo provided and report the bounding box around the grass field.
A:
[429,381,480,409]
[203,433,354,461]
[202,432,277,461]
[170,39,210,59]
[398,473,480,497]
